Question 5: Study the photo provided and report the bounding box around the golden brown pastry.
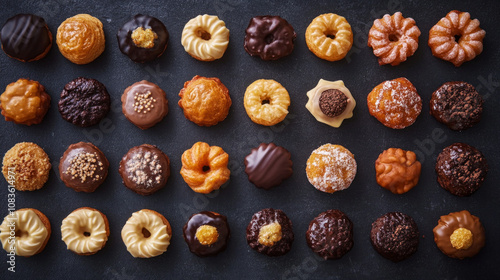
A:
[375,148,421,194]
[244,79,290,126]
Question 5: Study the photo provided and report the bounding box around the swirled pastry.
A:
[181,14,229,61]
[244,79,290,126]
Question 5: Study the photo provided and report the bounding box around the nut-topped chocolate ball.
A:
[319,89,349,118]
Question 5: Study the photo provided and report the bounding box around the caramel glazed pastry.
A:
[61,207,109,255]
[121,209,172,258]
[306,79,356,127]
[183,211,230,257]
[59,142,109,192]
[433,210,485,259]
[122,80,168,129]
[0,208,51,257]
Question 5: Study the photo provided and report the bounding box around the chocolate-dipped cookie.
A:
[306,210,353,260]
[244,143,293,189]
[1,14,52,62]
[370,212,419,262]
[246,208,294,256]
[119,144,170,195]
[244,16,296,60]
[121,80,168,129]
[58,77,110,127]
[433,210,485,259]
[183,211,230,257]
[435,143,488,197]
[117,14,169,63]
[430,82,483,131]
[59,142,109,192]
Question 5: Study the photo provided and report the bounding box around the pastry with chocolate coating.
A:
[119,144,170,195]
[122,80,168,129]
[435,143,488,196]
[1,78,50,125]
[244,143,292,190]
[244,16,296,60]
[183,211,230,257]
[0,14,52,62]
[117,14,169,63]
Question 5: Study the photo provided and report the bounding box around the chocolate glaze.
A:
[59,142,109,192]
[1,14,52,62]
[244,16,296,60]
[244,143,293,189]
[117,14,169,63]
[183,211,230,257]
[121,80,168,129]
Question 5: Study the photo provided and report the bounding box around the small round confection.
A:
[61,207,109,255]
[117,14,169,63]
[244,16,296,60]
[58,77,110,127]
[181,14,229,61]
[367,12,421,66]
[56,14,105,64]
[246,208,294,257]
[0,78,50,125]
[59,142,109,193]
[367,77,422,129]
[119,144,170,195]
[244,143,293,190]
[0,14,52,62]
[375,148,421,194]
[178,76,231,126]
[121,209,172,258]
[435,143,488,197]
[433,210,485,259]
[370,212,419,262]
[183,211,230,257]
[122,80,168,129]
[428,10,486,67]
[306,144,357,194]
[430,82,483,131]
[305,13,353,61]
[0,208,51,257]
[305,79,356,127]
[180,142,230,194]
[2,142,51,191]
[244,79,290,126]
[306,210,354,260]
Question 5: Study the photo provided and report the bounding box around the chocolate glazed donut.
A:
[244,16,296,60]
[183,211,230,257]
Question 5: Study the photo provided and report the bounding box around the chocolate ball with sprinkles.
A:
[121,80,168,129]
[59,142,109,192]
[119,144,170,195]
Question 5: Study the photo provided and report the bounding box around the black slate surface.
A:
[1,0,499,279]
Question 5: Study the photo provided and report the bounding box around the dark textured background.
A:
[0,0,499,279]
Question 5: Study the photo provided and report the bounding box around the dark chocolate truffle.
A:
[435,143,488,196]
[370,212,419,262]
[121,80,168,129]
[430,81,483,131]
[319,89,348,118]
[244,143,293,189]
[306,210,354,260]
[244,16,296,60]
[183,211,230,257]
[119,144,170,195]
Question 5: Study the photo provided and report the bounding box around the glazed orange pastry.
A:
[180,142,230,194]
[178,76,231,126]
[375,148,421,194]
[368,12,421,66]
[56,14,105,64]
[244,79,290,126]
[428,10,485,67]
[305,13,353,61]
[367,78,422,129]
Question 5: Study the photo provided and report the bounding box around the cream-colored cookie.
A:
[181,14,229,61]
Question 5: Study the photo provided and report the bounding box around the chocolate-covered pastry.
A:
[306,210,353,260]
[435,143,488,196]
[244,16,296,60]
[1,14,52,62]
[244,143,293,189]
[121,80,168,129]
[59,142,109,192]
[119,144,170,195]
[183,211,230,257]
[370,212,419,262]
[117,14,169,63]
[246,208,294,256]
[433,210,485,259]
[430,82,483,131]
[58,77,110,127]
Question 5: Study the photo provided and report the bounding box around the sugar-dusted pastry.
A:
[244,79,290,126]
[181,14,229,61]
[244,16,296,60]
[375,148,421,194]
[122,80,168,129]
[183,211,230,257]
[305,79,355,127]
